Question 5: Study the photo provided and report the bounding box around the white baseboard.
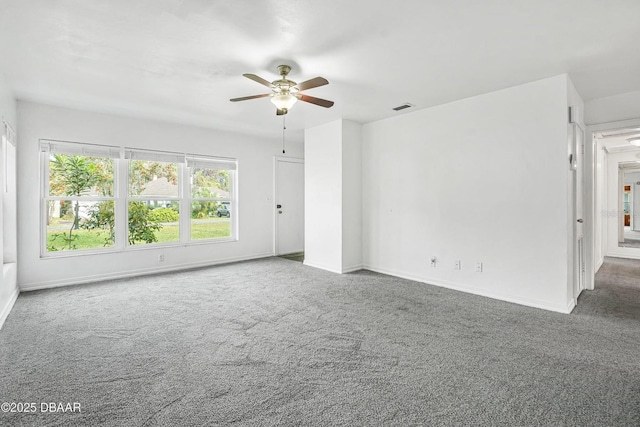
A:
[303,260,343,274]
[20,252,274,292]
[342,264,363,273]
[302,260,363,274]
[605,251,640,261]
[0,287,19,330]
[595,257,604,273]
[362,264,573,314]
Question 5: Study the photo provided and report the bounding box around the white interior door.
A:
[575,125,586,297]
[275,158,304,255]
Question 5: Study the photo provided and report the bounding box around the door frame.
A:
[273,156,304,255]
[572,122,586,302]
[586,117,640,290]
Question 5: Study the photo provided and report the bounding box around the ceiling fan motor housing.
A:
[277,65,291,77]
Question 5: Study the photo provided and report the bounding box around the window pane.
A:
[46,200,115,251]
[49,154,114,197]
[191,167,231,198]
[191,201,231,240]
[129,160,179,197]
[128,201,179,245]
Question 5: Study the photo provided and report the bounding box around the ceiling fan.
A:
[230,65,334,115]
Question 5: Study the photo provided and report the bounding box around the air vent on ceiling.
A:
[393,103,414,111]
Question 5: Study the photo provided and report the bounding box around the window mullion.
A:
[231,170,237,240]
[180,163,190,243]
[116,157,128,249]
[40,151,49,256]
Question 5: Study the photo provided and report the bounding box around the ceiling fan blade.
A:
[230,93,271,102]
[243,73,273,88]
[296,77,329,91]
[298,94,334,108]
[276,108,287,115]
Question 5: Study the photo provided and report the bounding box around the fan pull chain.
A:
[282,115,286,154]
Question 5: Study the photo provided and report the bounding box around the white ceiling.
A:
[597,127,640,153]
[1,0,639,141]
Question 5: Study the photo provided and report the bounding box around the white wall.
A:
[0,72,18,328]
[584,90,640,125]
[304,120,343,272]
[17,101,303,290]
[594,140,606,270]
[362,75,573,313]
[304,119,363,273]
[342,120,362,272]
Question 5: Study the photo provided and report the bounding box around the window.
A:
[188,157,237,240]
[126,149,183,246]
[41,140,237,256]
[42,141,118,252]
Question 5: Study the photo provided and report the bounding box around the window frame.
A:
[40,140,119,256]
[187,156,238,242]
[40,140,238,258]
[125,148,184,248]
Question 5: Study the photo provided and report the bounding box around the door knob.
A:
[577,219,583,223]
[278,210,283,214]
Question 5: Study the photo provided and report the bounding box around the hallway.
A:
[574,257,640,321]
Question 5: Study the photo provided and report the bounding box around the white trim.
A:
[302,261,362,274]
[605,251,640,261]
[124,147,186,163]
[41,139,120,158]
[2,117,16,147]
[0,287,19,330]
[362,264,574,314]
[0,263,19,330]
[303,260,344,274]
[273,156,304,256]
[595,256,604,273]
[342,264,363,273]
[19,252,274,292]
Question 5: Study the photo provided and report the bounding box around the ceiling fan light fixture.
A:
[231,65,333,113]
[271,93,298,110]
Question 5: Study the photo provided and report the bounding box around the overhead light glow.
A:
[628,137,640,146]
[271,93,298,110]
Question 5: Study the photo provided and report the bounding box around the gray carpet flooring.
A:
[0,256,639,426]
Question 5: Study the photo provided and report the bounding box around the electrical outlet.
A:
[158,254,165,262]
[430,256,437,267]
[454,260,461,270]
[475,262,483,272]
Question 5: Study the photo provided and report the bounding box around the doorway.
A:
[618,165,640,248]
[591,122,640,267]
[274,157,304,257]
